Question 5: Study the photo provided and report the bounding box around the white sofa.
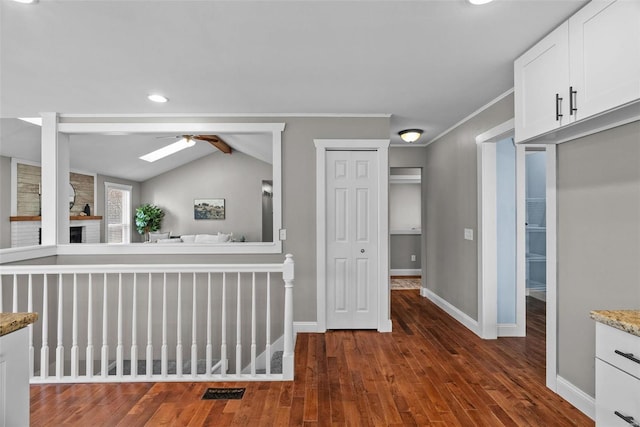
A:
[154,232,232,244]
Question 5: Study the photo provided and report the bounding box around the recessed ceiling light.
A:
[147,94,168,103]
[140,137,195,162]
[468,0,494,4]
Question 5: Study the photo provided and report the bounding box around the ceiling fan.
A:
[140,134,232,162]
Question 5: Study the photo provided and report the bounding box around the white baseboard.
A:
[390,269,421,276]
[556,375,595,420]
[293,321,318,335]
[497,323,525,337]
[422,288,481,337]
[378,319,393,333]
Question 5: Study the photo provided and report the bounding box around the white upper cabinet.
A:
[515,23,570,142]
[515,0,640,143]
[569,0,640,121]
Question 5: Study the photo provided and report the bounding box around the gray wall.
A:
[140,151,272,242]
[557,121,640,396]
[497,138,516,324]
[390,234,421,270]
[0,155,11,248]
[423,93,514,320]
[96,174,142,243]
[390,183,421,230]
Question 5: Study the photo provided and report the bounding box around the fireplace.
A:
[70,226,83,243]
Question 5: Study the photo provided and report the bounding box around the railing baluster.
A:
[71,273,79,378]
[86,274,94,378]
[56,274,64,379]
[176,273,183,377]
[28,274,34,378]
[40,274,49,379]
[116,273,124,378]
[206,273,212,378]
[251,272,256,377]
[161,273,168,378]
[131,273,138,378]
[266,272,271,376]
[146,273,153,379]
[101,273,109,378]
[221,272,227,377]
[236,273,242,376]
[12,274,18,312]
[191,272,197,378]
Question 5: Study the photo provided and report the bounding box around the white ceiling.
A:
[0,0,587,148]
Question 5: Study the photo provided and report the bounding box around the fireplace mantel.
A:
[10,216,103,222]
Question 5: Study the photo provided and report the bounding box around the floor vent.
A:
[202,388,246,400]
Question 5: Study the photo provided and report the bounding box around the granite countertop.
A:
[591,310,640,337]
[0,313,38,337]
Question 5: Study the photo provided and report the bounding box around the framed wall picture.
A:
[194,198,225,220]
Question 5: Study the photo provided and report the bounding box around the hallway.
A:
[29,291,592,426]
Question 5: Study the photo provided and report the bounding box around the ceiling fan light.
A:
[182,136,196,147]
[399,129,423,143]
[147,94,168,103]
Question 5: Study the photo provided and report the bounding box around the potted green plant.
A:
[135,203,165,241]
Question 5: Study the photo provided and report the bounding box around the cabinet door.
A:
[596,359,640,427]
[515,22,570,143]
[569,0,640,121]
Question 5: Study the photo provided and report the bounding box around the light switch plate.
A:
[464,228,473,241]
[279,229,287,240]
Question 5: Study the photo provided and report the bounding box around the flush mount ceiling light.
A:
[12,0,38,3]
[468,0,494,4]
[398,129,423,143]
[139,136,196,162]
[147,94,168,103]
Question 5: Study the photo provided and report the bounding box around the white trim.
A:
[55,242,282,255]
[429,88,514,147]
[475,119,516,144]
[545,144,558,391]
[59,113,391,119]
[477,141,498,339]
[390,229,421,235]
[314,139,391,333]
[390,269,421,276]
[556,376,595,420]
[58,122,286,134]
[497,323,521,337]
[422,288,481,337]
[389,175,421,184]
[514,144,527,338]
[293,322,318,335]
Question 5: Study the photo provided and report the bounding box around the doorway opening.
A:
[389,167,422,290]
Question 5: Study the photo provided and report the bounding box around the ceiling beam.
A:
[195,135,232,154]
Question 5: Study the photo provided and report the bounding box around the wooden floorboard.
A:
[29,291,593,426]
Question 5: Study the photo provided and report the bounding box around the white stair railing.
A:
[0,254,294,383]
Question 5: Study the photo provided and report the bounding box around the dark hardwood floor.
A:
[29,291,593,426]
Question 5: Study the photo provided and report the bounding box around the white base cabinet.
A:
[595,323,640,426]
[0,328,30,427]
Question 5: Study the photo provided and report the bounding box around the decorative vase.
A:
[83,204,91,216]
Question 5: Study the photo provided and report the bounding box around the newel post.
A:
[282,254,295,380]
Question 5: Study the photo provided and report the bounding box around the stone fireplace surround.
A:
[10,216,102,247]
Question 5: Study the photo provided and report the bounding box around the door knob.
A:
[360,249,365,253]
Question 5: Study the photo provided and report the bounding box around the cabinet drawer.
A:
[596,322,640,379]
[596,359,640,427]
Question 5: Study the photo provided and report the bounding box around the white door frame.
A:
[476,120,558,391]
[314,139,391,333]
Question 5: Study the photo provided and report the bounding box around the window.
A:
[105,182,132,244]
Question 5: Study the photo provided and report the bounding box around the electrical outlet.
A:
[464,228,474,241]
[279,229,287,240]
[411,254,416,262]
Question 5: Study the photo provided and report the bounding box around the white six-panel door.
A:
[326,150,378,329]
